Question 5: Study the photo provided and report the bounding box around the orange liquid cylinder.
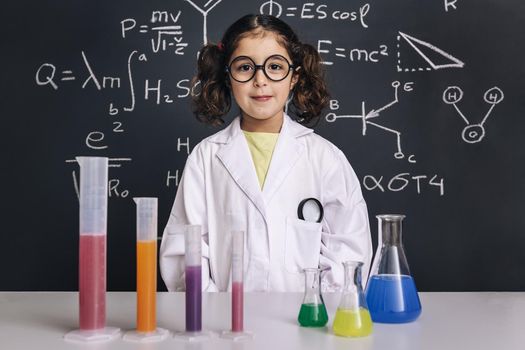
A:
[136,240,157,332]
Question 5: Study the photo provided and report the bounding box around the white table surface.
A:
[1,292,524,350]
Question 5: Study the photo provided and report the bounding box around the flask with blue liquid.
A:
[365,215,422,323]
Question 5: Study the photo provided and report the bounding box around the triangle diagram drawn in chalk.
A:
[398,31,465,70]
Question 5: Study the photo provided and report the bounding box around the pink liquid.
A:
[79,234,106,330]
[232,281,243,332]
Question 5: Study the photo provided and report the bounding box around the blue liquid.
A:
[365,274,421,323]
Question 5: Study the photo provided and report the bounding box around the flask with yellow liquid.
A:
[332,261,373,337]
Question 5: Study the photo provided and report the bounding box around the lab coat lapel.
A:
[262,115,309,203]
[216,118,267,220]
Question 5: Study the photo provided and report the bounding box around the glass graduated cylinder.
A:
[134,198,158,333]
[77,157,109,331]
[185,225,202,332]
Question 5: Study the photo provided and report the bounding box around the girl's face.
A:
[228,31,298,131]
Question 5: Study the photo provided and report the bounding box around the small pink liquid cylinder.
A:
[232,281,243,332]
[79,234,106,330]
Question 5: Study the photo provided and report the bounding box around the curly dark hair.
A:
[191,14,330,126]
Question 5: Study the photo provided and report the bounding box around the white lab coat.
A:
[159,114,372,292]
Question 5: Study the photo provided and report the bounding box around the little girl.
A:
[160,14,372,292]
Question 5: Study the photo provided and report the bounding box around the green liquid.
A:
[298,303,329,327]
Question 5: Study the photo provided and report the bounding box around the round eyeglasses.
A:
[226,54,296,83]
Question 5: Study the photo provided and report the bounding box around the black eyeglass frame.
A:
[225,54,297,83]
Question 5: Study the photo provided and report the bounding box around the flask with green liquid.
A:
[297,268,328,327]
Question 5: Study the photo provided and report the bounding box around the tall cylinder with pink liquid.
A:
[231,230,244,332]
[221,230,253,341]
[78,156,108,331]
[65,157,119,343]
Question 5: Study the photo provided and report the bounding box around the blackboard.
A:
[3,0,525,291]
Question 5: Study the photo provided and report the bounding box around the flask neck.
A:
[342,261,363,293]
[302,268,323,304]
[381,219,403,246]
[374,215,411,276]
[338,261,367,310]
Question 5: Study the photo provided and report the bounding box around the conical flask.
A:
[332,261,373,337]
[297,268,328,327]
[365,215,422,323]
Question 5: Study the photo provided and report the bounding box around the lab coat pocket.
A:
[285,217,322,273]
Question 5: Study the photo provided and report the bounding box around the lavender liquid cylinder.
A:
[184,225,203,333]
[185,265,202,332]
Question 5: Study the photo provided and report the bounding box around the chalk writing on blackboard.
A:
[67,157,133,201]
[167,170,180,188]
[65,158,133,169]
[260,1,371,29]
[443,86,504,143]
[397,32,465,72]
[318,40,388,65]
[35,63,58,90]
[325,81,416,162]
[444,0,459,12]
[363,173,445,196]
[164,137,190,188]
[178,137,191,155]
[35,50,127,92]
[184,0,223,45]
[121,10,187,55]
[71,173,132,201]
[35,50,196,117]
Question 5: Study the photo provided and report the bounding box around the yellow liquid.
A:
[333,308,373,337]
[137,240,157,332]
